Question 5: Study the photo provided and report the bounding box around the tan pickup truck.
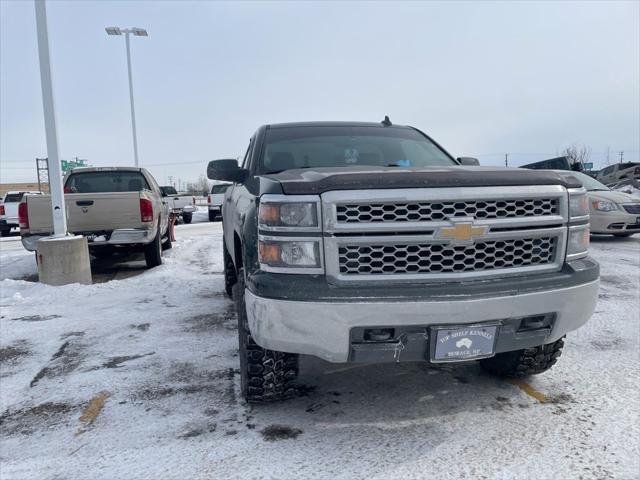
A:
[19,167,171,268]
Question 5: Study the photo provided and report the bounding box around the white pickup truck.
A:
[19,167,171,268]
[207,183,231,221]
[159,186,196,224]
[1,191,42,236]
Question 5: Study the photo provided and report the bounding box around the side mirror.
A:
[207,159,249,183]
[457,157,480,166]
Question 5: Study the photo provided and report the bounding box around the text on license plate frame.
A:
[430,324,499,363]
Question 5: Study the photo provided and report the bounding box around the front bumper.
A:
[590,210,640,234]
[245,272,599,363]
[21,228,156,252]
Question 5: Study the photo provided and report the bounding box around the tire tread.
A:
[234,269,298,403]
[480,337,565,377]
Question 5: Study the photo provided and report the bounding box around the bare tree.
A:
[562,144,591,168]
[184,174,210,196]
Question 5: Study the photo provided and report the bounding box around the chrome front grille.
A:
[322,186,569,283]
[336,198,558,223]
[338,237,557,275]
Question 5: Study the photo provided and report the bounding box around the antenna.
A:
[381,115,392,127]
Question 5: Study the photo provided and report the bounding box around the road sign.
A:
[61,158,88,172]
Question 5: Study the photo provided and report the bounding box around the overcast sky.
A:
[1,0,638,185]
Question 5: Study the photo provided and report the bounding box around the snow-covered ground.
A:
[1,212,639,480]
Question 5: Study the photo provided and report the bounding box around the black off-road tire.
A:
[182,213,192,224]
[234,268,299,403]
[223,242,237,297]
[480,337,565,378]
[144,226,163,268]
[208,210,217,222]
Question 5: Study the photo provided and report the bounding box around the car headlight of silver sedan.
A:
[591,200,618,212]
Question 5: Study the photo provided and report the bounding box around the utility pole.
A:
[619,151,624,163]
[606,146,610,164]
[504,153,509,167]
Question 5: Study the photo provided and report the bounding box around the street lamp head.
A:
[131,28,148,37]
[105,26,122,36]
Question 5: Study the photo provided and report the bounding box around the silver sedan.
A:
[571,171,640,237]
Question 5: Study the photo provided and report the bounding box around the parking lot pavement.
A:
[0,224,638,479]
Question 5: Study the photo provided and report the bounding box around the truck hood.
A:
[263,166,582,195]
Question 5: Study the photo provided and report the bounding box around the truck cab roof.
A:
[264,121,413,130]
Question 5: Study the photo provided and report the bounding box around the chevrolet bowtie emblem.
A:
[436,221,488,244]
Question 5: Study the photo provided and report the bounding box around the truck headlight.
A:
[568,188,589,219]
[591,200,618,212]
[259,195,320,230]
[259,238,323,272]
[566,225,589,260]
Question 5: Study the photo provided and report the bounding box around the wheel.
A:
[480,337,565,378]
[208,210,217,222]
[182,213,192,224]
[234,268,299,403]
[144,226,163,268]
[614,233,633,237]
[223,242,237,297]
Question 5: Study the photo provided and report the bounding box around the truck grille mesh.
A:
[336,199,558,223]
[338,237,557,275]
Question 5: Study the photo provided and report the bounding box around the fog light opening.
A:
[517,315,552,332]
[364,328,395,342]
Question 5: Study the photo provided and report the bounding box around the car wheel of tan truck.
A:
[144,225,163,268]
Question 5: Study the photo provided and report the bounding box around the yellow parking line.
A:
[507,379,549,403]
[76,391,111,436]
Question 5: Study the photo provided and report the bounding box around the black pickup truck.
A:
[207,120,599,403]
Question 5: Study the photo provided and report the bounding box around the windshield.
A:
[211,184,230,194]
[573,172,610,191]
[65,171,150,193]
[161,186,178,195]
[260,126,456,174]
[3,193,25,203]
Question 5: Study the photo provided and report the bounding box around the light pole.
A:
[105,26,148,167]
[34,0,66,237]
